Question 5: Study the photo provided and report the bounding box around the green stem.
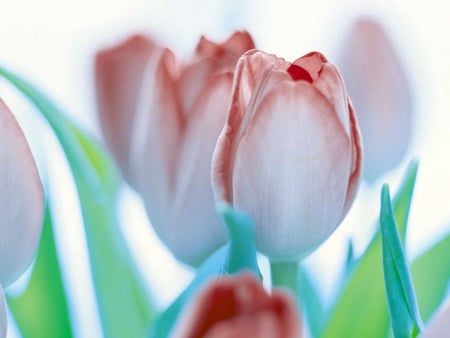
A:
[270,260,300,297]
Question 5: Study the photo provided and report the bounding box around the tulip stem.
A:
[270,260,300,297]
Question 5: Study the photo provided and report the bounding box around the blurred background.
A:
[1,0,449,337]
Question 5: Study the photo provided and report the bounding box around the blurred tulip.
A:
[337,17,412,182]
[95,31,255,265]
[0,99,44,285]
[212,50,362,260]
[171,272,302,338]
[0,99,44,336]
[419,297,450,338]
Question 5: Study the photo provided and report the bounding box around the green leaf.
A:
[0,66,155,338]
[149,203,260,338]
[411,231,450,321]
[321,161,418,338]
[6,204,73,338]
[380,185,423,338]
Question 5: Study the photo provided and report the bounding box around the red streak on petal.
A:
[287,64,313,83]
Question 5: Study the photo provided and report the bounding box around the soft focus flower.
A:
[211,50,362,260]
[171,272,302,338]
[337,17,412,182]
[0,99,44,337]
[419,297,450,338]
[95,31,255,265]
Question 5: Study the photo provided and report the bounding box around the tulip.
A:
[337,17,412,182]
[171,272,302,338]
[211,50,362,261]
[95,31,255,265]
[418,297,450,338]
[0,99,44,337]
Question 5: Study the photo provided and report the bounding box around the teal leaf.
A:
[6,204,73,338]
[216,202,260,276]
[321,161,418,338]
[0,66,155,338]
[149,203,260,338]
[299,265,325,338]
[380,185,423,338]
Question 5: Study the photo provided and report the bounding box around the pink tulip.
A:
[337,17,412,182]
[95,31,255,265]
[0,99,44,336]
[419,297,450,338]
[171,272,302,338]
[211,50,362,260]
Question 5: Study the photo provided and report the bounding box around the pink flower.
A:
[211,50,362,260]
[95,31,255,265]
[337,17,412,182]
[0,99,44,336]
[171,272,302,338]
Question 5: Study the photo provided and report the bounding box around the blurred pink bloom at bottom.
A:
[171,272,302,338]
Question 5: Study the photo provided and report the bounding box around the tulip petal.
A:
[195,31,255,60]
[162,75,233,264]
[312,63,350,135]
[0,286,5,338]
[343,100,363,215]
[95,35,156,180]
[337,18,412,181]
[0,99,44,285]
[129,48,181,230]
[211,51,288,203]
[178,59,226,117]
[231,82,352,259]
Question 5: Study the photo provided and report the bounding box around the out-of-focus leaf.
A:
[321,161,418,338]
[412,232,450,321]
[149,203,260,338]
[380,185,423,338]
[0,66,155,338]
[7,204,73,338]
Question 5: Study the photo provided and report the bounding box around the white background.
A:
[1,0,450,337]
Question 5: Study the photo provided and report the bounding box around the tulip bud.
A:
[211,50,362,260]
[95,31,255,265]
[0,99,44,337]
[171,272,302,338]
[337,17,412,182]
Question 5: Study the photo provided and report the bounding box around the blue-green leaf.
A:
[321,161,418,338]
[0,66,155,338]
[217,202,260,276]
[149,203,260,338]
[299,265,325,338]
[7,204,73,338]
[380,185,423,338]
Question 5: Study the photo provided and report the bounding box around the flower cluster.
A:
[94,31,363,336]
[1,16,446,338]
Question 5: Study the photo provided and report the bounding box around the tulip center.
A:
[287,64,313,83]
